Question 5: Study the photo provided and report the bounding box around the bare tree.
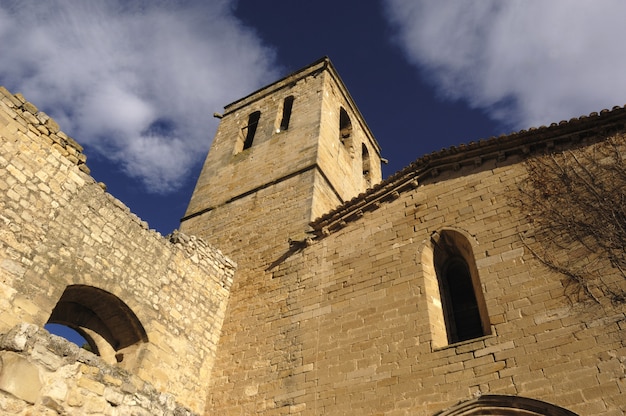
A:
[517,134,626,304]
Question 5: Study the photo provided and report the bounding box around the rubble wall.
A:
[0,86,235,414]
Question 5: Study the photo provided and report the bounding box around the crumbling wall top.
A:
[0,86,89,173]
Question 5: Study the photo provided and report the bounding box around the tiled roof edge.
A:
[309,105,626,238]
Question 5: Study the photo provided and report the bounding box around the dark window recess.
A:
[243,111,261,149]
[441,257,484,343]
[362,143,371,184]
[280,96,295,131]
[339,107,352,141]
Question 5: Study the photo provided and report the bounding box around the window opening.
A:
[243,111,261,150]
[279,96,295,131]
[45,323,91,350]
[339,107,352,143]
[440,257,484,343]
[431,230,489,345]
[362,143,371,186]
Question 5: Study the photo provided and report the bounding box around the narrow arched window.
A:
[279,96,295,131]
[440,257,484,343]
[432,230,490,345]
[362,143,371,186]
[243,111,261,150]
[339,107,352,143]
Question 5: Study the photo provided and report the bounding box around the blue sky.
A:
[1,0,625,235]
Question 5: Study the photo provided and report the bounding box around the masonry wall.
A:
[181,169,317,268]
[203,137,626,415]
[316,69,382,195]
[0,86,235,414]
[180,62,383,415]
[183,69,323,216]
[182,59,382,254]
[0,323,200,415]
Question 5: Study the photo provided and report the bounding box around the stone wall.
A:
[0,86,235,414]
[203,133,626,415]
[3,56,626,416]
[0,323,198,415]
[182,58,382,259]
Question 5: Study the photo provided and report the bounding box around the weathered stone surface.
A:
[181,59,626,415]
[0,326,201,415]
[0,351,41,403]
[2,57,626,416]
[0,86,235,414]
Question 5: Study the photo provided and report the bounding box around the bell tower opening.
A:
[279,96,295,131]
[339,107,352,143]
[236,110,261,153]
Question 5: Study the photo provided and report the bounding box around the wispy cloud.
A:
[0,0,278,192]
[384,0,626,130]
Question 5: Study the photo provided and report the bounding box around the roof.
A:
[309,104,626,238]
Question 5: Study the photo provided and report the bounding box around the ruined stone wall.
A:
[0,86,235,414]
[0,323,199,415]
[203,138,626,415]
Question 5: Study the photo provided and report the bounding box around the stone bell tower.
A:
[180,57,382,267]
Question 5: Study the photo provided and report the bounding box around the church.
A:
[0,57,624,415]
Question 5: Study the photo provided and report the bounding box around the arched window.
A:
[279,96,295,131]
[339,107,352,144]
[362,143,371,186]
[432,230,490,344]
[439,257,483,342]
[243,111,261,150]
[47,285,147,363]
[436,394,579,416]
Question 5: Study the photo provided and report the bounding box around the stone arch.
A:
[421,227,490,348]
[435,395,578,416]
[47,285,148,362]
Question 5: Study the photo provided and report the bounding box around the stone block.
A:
[0,351,42,404]
[0,323,38,352]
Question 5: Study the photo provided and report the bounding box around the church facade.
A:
[1,58,625,415]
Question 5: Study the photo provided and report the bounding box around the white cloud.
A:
[384,0,626,130]
[0,0,278,193]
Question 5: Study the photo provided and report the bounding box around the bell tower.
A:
[180,57,382,267]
